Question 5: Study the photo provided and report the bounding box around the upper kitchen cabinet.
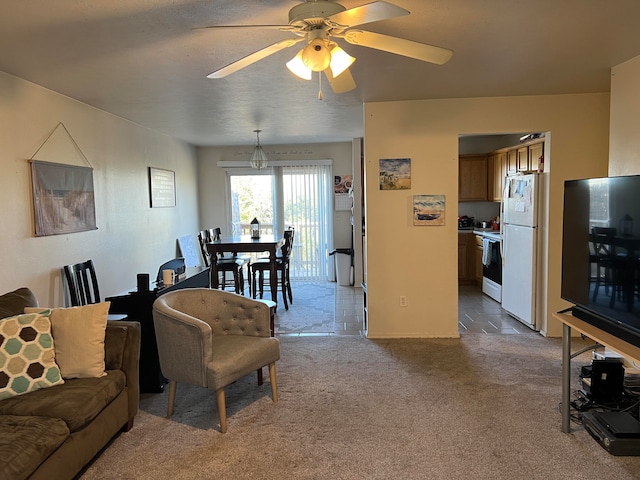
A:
[515,138,544,173]
[459,154,487,202]
[487,151,506,202]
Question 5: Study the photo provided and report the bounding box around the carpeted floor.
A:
[80,335,640,479]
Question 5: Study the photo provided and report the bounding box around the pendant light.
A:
[249,129,268,169]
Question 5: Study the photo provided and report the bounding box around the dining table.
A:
[206,234,284,303]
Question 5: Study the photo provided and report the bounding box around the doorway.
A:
[226,162,333,281]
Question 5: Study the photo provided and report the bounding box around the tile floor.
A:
[458,285,533,334]
[273,282,532,337]
[274,282,365,337]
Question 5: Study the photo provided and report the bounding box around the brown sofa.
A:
[0,288,140,480]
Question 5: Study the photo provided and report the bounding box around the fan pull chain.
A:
[318,72,323,101]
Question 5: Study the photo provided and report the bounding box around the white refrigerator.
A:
[501,173,541,330]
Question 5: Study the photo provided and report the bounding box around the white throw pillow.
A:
[25,302,110,379]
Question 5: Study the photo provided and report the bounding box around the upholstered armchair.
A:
[152,288,280,433]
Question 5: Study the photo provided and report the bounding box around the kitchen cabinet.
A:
[506,149,518,174]
[528,141,544,172]
[474,235,484,285]
[517,146,530,171]
[459,155,487,202]
[487,152,506,202]
[458,232,476,285]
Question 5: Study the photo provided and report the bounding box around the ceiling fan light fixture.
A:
[249,130,269,169]
[301,38,331,71]
[329,45,355,77]
[286,50,313,80]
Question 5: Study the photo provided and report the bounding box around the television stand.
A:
[553,312,640,434]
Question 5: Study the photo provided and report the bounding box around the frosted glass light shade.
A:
[329,46,355,77]
[286,50,312,80]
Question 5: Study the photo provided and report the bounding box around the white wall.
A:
[609,55,640,175]
[364,94,610,338]
[196,142,355,255]
[0,72,199,306]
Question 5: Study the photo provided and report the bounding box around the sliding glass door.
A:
[227,162,333,281]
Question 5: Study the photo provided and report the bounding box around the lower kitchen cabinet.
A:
[458,232,476,285]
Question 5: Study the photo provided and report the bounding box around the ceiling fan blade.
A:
[328,1,408,29]
[344,30,453,65]
[207,38,303,78]
[325,67,356,94]
[195,24,297,33]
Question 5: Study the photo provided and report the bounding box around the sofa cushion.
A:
[0,414,69,480]
[25,303,109,379]
[0,369,125,432]
[0,288,38,320]
[0,312,64,401]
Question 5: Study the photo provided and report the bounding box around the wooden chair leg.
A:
[258,270,265,299]
[167,379,177,418]
[280,269,289,310]
[216,388,227,433]
[269,363,278,403]
[286,267,293,304]
[249,265,256,299]
[257,367,263,385]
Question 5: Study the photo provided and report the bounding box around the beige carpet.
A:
[80,335,640,479]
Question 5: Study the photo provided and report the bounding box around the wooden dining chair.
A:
[591,227,626,306]
[63,260,128,320]
[63,259,101,306]
[199,229,246,295]
[249,229,294,310]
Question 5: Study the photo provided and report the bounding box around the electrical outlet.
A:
[399,296,407,307]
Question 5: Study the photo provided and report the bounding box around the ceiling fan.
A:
[203,1,453,98]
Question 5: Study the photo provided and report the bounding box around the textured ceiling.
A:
[2,0,640,146]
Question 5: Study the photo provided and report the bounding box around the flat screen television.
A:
[561,174,640,348]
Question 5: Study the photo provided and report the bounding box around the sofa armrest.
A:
[105,320,141,422]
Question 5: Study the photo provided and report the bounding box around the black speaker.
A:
[590,359,625,402]
[137,273,150,292]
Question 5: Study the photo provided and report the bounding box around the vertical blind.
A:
[282,163,333,281]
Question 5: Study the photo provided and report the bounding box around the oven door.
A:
[482,238,502,302]
[482,240,502,284]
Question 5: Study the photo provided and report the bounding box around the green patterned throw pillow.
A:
[0,312,64,400]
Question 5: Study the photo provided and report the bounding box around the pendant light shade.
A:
[250,129,268,169]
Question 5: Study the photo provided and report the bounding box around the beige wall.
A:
[609,54,640,176]
[0,72,199,306]
[364,94,610,338]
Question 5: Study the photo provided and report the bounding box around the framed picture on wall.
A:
[149,167,176,207]
[30,160,97,236]
[413,195,446,226]
[379,158,411,190]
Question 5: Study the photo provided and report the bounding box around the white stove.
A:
[480,231,502,302]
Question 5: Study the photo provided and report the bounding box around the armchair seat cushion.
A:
[209,336,280,389]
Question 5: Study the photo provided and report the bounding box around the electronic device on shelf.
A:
[581,411,640,456]
[561,174,640,349]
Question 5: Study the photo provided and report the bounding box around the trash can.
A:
[330,248,353,286]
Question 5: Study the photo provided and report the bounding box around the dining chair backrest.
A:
[591,227,617,258]
[155,257,186,283]
[63,259,101,306]
[281,229,294,259]
[197,230,211,267]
